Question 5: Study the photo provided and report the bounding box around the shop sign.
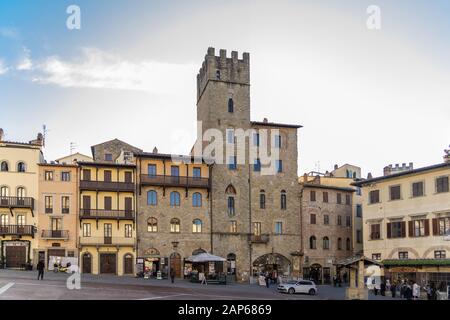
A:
[4,241,27,246]
[389,267,417,273]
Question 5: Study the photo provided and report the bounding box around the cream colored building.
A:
[0,129,44,268]
[37,163,79,268]
[56,153,93,165]
[354,159,450,288]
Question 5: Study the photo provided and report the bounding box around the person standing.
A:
[265,272,270,288]
[390,282,397,298]
[333,275,337,287]
[37,260,45,280]
[170,268,175,284]
[380,281,386,296]
[412,282,420,300]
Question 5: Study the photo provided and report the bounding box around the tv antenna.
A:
[314,161,321,173]
[70,142,77,155]
[42,124,49,147]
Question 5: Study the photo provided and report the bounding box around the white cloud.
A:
[32,48,197,94]
[16,46,33,71]
[0,59,8,75]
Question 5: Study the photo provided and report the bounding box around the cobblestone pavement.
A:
[0,269,400,300]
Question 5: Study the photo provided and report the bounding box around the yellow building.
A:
[78,161,136,275]
[0,129,44,269]
[37,162,79,268]
[354,159,450,288]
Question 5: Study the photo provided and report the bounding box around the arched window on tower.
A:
[228,98,234,113]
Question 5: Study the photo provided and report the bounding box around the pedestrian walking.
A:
[265,272,270,288]
[390,282,397,298]
[343,271,348,284]
[405,283,413,300]
[37,260,45,280]
[380,281,386,296]
[170,268,175,284]
[333,275,337,287]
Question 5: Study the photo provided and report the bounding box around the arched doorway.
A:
[82,253,92,274]
[309,264,322,284]
[170,252,182,278]
[252,253,291,280]
[123,253,133,275]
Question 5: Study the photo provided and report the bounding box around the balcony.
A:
[249,234,270,243]
[41,230,69,240]
[0,225,35,237]
[0,197,34,210]
[140,175,210,189]
[79,209,135,220]
[79,236,134,247]
[80,180,135,192]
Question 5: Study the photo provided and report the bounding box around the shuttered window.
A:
[369,190,380,204]
[389,185,401,200]
[412,182,424,197]
[436,176,449,193]
[370,224,380,240]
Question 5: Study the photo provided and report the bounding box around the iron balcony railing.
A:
[79,236,134,246]
[0,196,34,209]
[79,180,135,192]
[249,234,270,243]
[79,209,135,220]
[41,230,69,239]
[140,174,210,188]
[0,225,35,237]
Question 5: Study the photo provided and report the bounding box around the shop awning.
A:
[185,253,226,262]
[382,259,450,266]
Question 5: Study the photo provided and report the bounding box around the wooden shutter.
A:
[104,197,112,210]
[432,218,439,235]
[387,223,392,239]
[83,169,91,181]
[401,221,406,238]
[424,219,430,236]
[104,170,112,182]
[408,221,414,237]
[124,171,132,183]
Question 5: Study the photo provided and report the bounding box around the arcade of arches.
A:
[252,253,291,278]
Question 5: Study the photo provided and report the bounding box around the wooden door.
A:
[5,246,26,268]
[124,197,132,217]
[100,253,116,274]
[82,253,92,273]
[170,253,182,278]
[124,171,132,183]
[82,196,91,215]
[124,254,133,274]
[104,170,112,182]
[82,169,91,181]
[104,197,112,211]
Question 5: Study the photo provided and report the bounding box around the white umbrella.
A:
[185,252,226,262]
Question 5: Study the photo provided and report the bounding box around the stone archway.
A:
[387,247,420,259]
[422,245,450,258]
[252,253,291,278]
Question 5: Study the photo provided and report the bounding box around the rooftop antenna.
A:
[70,142,77,155]
[42,124,49,147]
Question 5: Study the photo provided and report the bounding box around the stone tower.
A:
[196,47,253,281]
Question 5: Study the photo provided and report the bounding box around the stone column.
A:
[349,267,356,288]
[358,259,365,289]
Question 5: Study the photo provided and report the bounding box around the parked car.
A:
[278,280,317,295]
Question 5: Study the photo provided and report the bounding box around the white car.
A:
[278,280,317,295]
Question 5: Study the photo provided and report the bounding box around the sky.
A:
[0,0,449,177]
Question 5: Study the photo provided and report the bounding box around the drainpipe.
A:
[248,162,252,283]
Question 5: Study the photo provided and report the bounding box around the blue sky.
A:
[1,0,449,176]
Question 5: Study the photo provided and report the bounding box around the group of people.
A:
[372,279,439,300]
[332,272,348,287]
[264,271,278,287]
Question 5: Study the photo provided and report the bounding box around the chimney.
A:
[367,172,373,179]
[263,118,268,123]
[0,128,3,141]
[334,164,338,170]
[152,147,158,154]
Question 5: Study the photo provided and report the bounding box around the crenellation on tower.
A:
[197,47,250,101]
